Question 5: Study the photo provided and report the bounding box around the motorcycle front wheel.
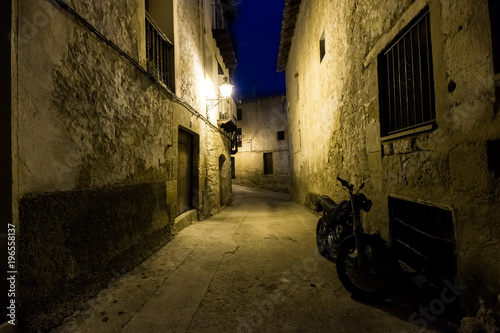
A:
[316,217,334,260]
[336,238,401,302]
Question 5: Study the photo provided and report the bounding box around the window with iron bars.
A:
[145,12,174,90]
[378,9,435,137]
[389,196,456,281]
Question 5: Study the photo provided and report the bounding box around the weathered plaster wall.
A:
[234,96,290,192]
[176,0,206,113]
[285,0,500,316]
[15,0,233,331]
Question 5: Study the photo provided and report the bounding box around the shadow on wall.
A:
[18,182,172,332]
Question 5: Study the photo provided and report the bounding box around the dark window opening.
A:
[217,60,224,75]
[237,108,242,121]
[389,197,456,281]
[487,139,500,178]
[320,30,326,62]
[378,9,435,137]
[488,0,500,74]
[263,152,273,175]
[237,128,242,147]
[231,156,235,179]
[277,131,285,140]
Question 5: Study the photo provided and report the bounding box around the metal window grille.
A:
[277,131,285,140]
[379,9,435,136]
[146,12,173,89]
[389,197,456,280]
[211,1,227,30]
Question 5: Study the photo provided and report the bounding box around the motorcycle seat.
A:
[318,196,337,214]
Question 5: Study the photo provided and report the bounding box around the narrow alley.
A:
[53,186,438,333]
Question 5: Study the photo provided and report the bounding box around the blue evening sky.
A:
[229,0,286,101]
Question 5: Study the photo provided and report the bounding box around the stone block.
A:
[365,121,381,153]
[382,142,394,156]
[392,138,413,154]
[173,209,197,233]
[166,188,177,205]
[414,133,435,151]
[449,144,489,192]
[367,151,383,174]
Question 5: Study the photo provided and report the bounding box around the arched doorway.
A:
[219,154,226,206]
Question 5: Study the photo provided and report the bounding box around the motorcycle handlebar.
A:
[337,176,349,187]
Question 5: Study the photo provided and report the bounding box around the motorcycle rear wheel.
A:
[336,238,401,301]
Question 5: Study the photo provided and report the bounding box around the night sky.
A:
[229,0,286,101]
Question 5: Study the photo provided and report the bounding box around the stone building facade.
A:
[7,0,237,330]
[278,0,500,323]
[233,96,290,192]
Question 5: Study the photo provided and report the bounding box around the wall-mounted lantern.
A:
[207,77,233,111]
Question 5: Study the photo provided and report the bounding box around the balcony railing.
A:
[146,12,173,89]
[211,2,227,30]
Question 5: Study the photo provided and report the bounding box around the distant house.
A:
[278,0,500,326]
[5,0,238,330]
[233,96,290,193]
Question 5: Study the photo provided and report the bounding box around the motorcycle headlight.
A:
[363,199,372,212]
[358,194,372,212]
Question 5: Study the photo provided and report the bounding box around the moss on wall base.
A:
[18,182,172,332]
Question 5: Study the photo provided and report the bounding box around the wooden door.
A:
[177,129,193,216]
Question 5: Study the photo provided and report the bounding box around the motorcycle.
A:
[314,192,353,261]
[334,176,401,301]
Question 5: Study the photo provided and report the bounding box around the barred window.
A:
[145,2,174,91]
[378,9,435,137]
[389,197,456,279]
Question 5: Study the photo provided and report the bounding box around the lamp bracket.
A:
[207,98,227,111]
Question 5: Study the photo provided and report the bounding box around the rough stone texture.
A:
[176,0,205,113]
[65,0,142,61]
[13,0,233,331]
[233,96,290,193]
[18,183,170,333]
[283,0,500,323]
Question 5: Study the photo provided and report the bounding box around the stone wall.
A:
[234,96,290,192]
[284,0,500,318]
[13,0,232,331]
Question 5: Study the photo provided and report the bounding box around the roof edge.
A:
[276,0,302,72]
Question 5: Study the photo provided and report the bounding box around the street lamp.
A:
[207,77,233,111]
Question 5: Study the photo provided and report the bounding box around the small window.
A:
[217,60,224,75]
[488,0,500,75]
[237,128,242,147]
[263,152,273,175]
[237,108,242,121]
[378,9,435,137]
[389,197,456,280]
[277,131,285,140]
[319,30,326,62]
[487,139,500,178]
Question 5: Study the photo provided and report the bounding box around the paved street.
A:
[53,186,443,333]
